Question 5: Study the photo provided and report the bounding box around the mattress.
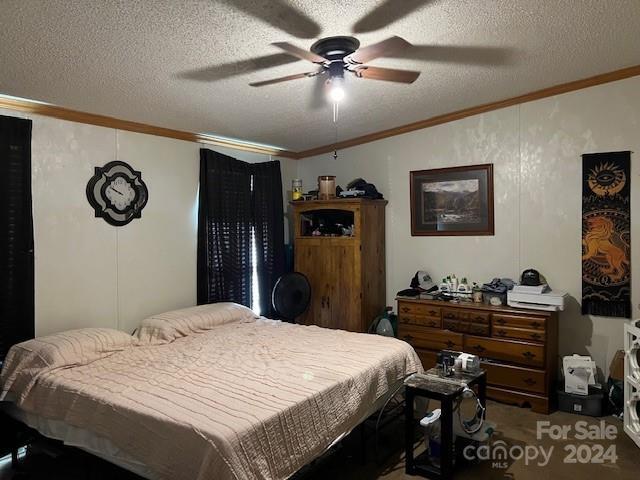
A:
[3,377,402,480]
[0,318,421,480]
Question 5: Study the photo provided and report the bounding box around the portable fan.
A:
[271,272,311,322]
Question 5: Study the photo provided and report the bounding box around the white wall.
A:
[0,108,295,335]
[296,76,640,377]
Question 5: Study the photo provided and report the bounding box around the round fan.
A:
[271,272,311,322]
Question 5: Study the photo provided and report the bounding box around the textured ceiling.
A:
[1,0,640,152]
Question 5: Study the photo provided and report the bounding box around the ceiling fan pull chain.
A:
[332,111,339,161]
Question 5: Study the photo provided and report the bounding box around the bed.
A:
[0,303,422,480]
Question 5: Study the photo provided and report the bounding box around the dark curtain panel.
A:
[0,115,34,360]
[252,161,285,317]
[197,149,253,307]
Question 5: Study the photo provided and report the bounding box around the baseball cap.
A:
[411,271,438,292]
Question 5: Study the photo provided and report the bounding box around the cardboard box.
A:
[609,350,625,381]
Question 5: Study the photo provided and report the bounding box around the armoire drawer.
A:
[442,309,490,325]
[464,335,545,368]
[493,325,545,343]
[492,314,546,331]
[398,302,441,318]
[399,314,441,329]
[482,361,547,394]
[399,324,463,351]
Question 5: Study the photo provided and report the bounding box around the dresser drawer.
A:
[443,318,490,336]
[464,335,545,368]
[415,348,438,369]
[399,313,441,329]
[442,309,490,325]
[493,325,545,343]
[482,361,547,394]
[398,302,441,318]
[492,314,546,331]
[399,324,463,351]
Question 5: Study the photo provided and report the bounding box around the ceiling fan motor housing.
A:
[311,36,360,61]
[311,36,360,80]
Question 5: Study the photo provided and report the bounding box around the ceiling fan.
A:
[249,36,421,101]
[181,1,514,107]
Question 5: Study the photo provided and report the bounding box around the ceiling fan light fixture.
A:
[328,77,345,103]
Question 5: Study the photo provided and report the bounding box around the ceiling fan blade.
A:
[249,71,318,87]
[219,0,320,39]
[353,66,420,84]
[348,36,413,65]
[353,0,434,33]
[272,42,326,63]
[178,54,299,82]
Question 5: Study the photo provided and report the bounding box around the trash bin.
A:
[420,409,442,464]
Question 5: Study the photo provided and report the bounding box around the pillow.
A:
[136,302,258,345]
[0,328,137,403]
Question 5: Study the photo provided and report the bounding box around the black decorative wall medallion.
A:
[86,161,148,226]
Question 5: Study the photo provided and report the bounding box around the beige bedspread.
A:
[1,319,421,480]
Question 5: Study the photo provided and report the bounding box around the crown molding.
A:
[0,96,298,158]
[2,64,639,161]
[295,64,640,159]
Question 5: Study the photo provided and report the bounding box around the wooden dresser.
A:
[397,297,558,413]
[292,199,387,332]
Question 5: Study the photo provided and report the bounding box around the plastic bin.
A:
[420,409,442,464]
[557,388,605,416]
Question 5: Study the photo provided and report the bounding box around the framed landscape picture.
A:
[410,163,494,236]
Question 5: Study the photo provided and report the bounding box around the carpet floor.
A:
[1,401,638,479]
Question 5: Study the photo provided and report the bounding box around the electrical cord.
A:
[372,372,416,464]
[455,386,486,435]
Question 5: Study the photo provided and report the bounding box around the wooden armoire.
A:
[291,198,387,332]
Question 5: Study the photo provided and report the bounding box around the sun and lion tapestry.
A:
[581,151,631,318]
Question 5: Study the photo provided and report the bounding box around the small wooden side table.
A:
[404,367,487,480]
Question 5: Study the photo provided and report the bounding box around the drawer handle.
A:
[403,335,414,342]
[401,306,410,313]
[530,321,541,329]
[496,329,507,337]
[472,344,486,353]
[522,351,536,360]
[530,332,542,341]
[429,310,438,316]
[475,316,485,322]
[427,320,437,327]
[445,340,456,348]
[523,378,537,386]
[495,318,506,325]
[444,313,456,319]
